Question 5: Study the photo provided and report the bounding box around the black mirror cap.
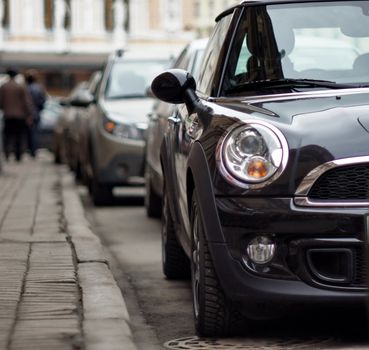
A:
[151,69,196,104]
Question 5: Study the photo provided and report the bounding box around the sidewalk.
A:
[0,152,137,350]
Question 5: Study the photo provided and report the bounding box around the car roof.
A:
[217,0,365,21]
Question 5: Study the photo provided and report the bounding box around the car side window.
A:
[174,46,191,70]
[197,14,233,96]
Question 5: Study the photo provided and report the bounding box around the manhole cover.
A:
[164,337,257,349]
[164,336,334,350]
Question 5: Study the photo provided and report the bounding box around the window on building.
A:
[105,0,113,31]
[2,0,9,29]
[65,0,71,29]
[44,0,53,29]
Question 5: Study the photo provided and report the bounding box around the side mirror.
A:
[70,92,94,108]
[151,69,197,105]
[59,99,70,107]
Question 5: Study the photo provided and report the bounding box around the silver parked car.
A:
[82,50,168,205]
[145,38,208,217]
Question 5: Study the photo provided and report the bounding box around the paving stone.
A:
[10,319,80,350]
[67,225,99,240]
[0,318,14,348]
[79,263,129,320]
[84,319,136,350]
[73,237,108,264]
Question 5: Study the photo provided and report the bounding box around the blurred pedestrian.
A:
[25,70,46,157]
[0,68,33,162]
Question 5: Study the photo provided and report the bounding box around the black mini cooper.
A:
[152,0,369,336]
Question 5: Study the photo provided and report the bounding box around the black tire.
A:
[91,177,113,206]
[74,160,82,182]
[145,176,162,218]
[54,144,62,164]
[161,186,190,279]
[54,151,61,164]
[191,191,244,337]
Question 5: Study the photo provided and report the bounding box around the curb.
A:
[60,169,138,350]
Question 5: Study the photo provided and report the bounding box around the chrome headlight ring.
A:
[216,120,289,189]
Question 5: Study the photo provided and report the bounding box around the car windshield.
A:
[223,1,369,95]
[105,60,166,99]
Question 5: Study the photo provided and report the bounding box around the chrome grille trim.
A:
[294,156,369,207]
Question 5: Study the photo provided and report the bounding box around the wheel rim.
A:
[191,212,200,319]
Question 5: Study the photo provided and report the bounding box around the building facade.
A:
[0,0,195,95]
[193,0,234,37]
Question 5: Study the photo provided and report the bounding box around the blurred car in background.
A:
[38,97,64,151]
[67,71,102,180]
[81,50,168,205]
[144,38,208,217]
[53,81,90,164]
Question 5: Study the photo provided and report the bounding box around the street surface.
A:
[82,187,369,350]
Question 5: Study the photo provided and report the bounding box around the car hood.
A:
[211,88,369,193]
[101,98,154,124]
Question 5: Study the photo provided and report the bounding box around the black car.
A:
[152,0,369,337]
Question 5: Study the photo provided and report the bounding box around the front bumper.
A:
[207,197,368,307]
[94,127,145,185]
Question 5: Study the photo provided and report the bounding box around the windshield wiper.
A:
[226,78,360,93]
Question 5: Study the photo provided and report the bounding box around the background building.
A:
[193,0,234,37]
[0,0,199,95]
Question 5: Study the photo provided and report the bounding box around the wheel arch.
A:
[187,141,225,243]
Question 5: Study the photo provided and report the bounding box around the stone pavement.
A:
[0,152,137,350]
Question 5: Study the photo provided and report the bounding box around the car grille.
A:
[308,164,369,200]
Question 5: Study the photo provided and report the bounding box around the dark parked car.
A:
[145,38,208,217]
[152,0,369,337]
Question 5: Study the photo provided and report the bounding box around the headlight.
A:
[103,116,145,140]
[218,121,288,188]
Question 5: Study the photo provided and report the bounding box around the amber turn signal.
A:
[104,121,116,133]
[247,158,268,179]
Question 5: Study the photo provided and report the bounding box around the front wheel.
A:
[91,177,113,206]
[145,173,162,218]
[191,191,244,337]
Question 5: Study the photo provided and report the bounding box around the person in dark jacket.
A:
[25,70,46,157]
[0,68,33,162]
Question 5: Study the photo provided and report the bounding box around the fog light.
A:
[246,236,275,264]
